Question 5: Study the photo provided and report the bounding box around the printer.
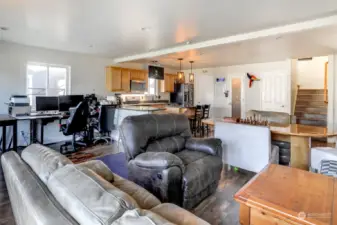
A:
[8,95,31,116]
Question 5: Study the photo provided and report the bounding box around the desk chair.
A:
[59,101,90,153]
[93,105,116,144]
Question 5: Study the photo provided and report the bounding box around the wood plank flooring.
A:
[0,152,254,225]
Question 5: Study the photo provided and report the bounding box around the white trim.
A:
[113,15,337,63]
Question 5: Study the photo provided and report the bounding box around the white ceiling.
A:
[1,0,337,63]
[135,24,337,69]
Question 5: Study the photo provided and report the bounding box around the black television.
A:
[148,65,164,80]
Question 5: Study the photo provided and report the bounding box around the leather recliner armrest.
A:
[134,152,185,173]
[185,138,222,157]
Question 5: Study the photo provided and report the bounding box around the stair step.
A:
[295,113,327,120]
[297,95,325,101]
[297,118,327,127]
[296,99,328,107]
[298,89,326,94]
[295,107,327,114]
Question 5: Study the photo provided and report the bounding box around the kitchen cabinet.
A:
[106,67,123,92]
[106,67,147,92]
[130,69,147,81]
[121,69,131,92]
[160,73,178,93]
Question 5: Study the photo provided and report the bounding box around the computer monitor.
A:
[58,95,84,112]
[35,96,59,112]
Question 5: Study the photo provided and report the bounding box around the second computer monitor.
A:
[58,95,84,112]
[36,96,59,112]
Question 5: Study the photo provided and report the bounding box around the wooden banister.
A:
[324,62,328,103]
[292,85,300,115]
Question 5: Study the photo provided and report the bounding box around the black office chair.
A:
[93,104,116,144]
[60,100,90,153]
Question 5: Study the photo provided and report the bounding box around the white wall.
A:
[188,60,291,118]
[0,42,175,145]
[297,56,328,89]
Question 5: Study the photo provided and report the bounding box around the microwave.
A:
[130,80,147,93]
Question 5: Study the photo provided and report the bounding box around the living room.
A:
[1,1,337,225]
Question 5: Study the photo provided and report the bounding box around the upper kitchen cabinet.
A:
[160,73,178,93]
[130,69,147,81]
[106,66,131,92]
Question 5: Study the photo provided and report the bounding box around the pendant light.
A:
[177,58,184,83]
[189,61,194,83]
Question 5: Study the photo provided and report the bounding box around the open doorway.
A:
[293,56,328,128]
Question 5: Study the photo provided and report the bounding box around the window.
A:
[26,62,70,106]
[148,78,159,95]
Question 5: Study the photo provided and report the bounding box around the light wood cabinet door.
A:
[106,67,122,91]
[163,74,177,93]
[130,69,139,80]
[121,69,131,92]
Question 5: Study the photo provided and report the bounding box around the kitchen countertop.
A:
[120,106,165,112]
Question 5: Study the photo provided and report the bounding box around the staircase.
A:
[295,89,327,127]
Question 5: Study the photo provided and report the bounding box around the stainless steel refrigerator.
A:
[170,83,194,107]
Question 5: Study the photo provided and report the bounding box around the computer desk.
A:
[14,114,70,145]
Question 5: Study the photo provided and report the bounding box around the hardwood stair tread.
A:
[297,117,327,121]
[295,111,327,115]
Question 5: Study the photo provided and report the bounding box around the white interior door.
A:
[261,72,290,113]
[228,74,245,118]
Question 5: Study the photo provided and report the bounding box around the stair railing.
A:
[324,62,328,104]
[292,85,300,115]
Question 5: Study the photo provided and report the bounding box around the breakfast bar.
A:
[270,124,337,170]
[210,118,337,170]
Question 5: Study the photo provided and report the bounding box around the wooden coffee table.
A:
[234,164,336,225]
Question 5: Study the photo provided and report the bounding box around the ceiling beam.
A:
[113,15,337,63]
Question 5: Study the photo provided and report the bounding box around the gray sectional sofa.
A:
[1,144,209,225]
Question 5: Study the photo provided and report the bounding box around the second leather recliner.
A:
[120,113,223,209]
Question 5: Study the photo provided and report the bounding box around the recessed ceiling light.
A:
[141,27,151,31]
[0,27,9,31]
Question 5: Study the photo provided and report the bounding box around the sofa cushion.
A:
[47,164,138,225]
[151,203,209,225]
[78,160,114,182]
[147,136,186,154]
[175,150,208,165]
[112,174,161,210]
[21,144,72,184]
[1,151,78,225]
[183,156,222,200]
[111,209,173,225]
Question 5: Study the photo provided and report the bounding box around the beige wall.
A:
[296,56,328,89]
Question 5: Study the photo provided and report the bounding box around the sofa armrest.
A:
[78,160,114,182]
[134,152,185,173]
[185,138,222,157]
